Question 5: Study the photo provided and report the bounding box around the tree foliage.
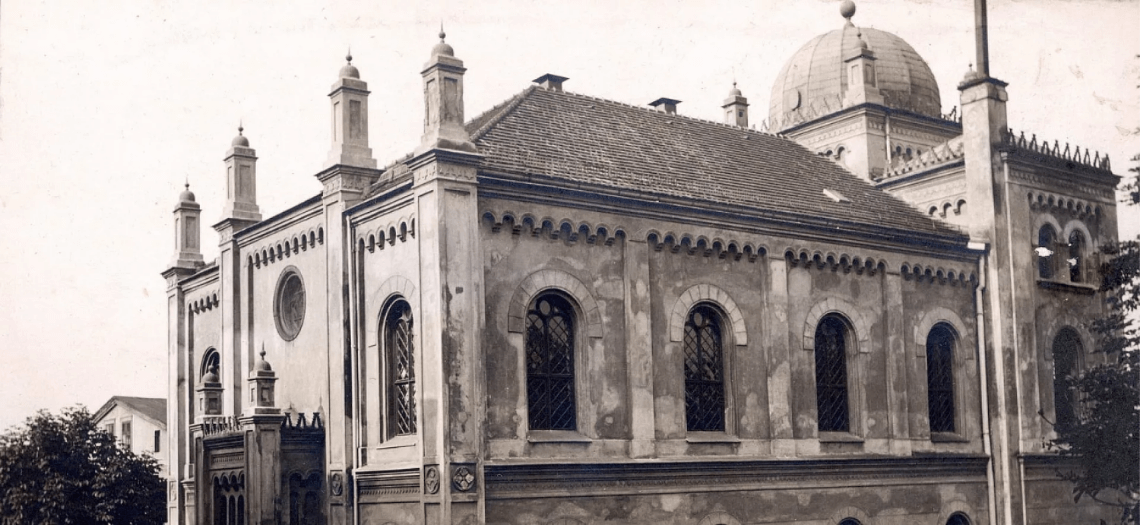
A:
[1048,153,1140,524]
[0,406,166,525]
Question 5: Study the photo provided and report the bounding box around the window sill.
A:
[819,431,864,444]
[527,430,591,444]
[1036,279,1096,295]
[685,432,740,444]
[930,432,969,443]
[377,435,417,450]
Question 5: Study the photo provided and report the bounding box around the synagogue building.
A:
[162,2,1120,524]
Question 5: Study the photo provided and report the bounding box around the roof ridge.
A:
[470,85,538,141]
[549,88,782,138]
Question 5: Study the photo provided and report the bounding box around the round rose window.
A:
[274,269,305,341]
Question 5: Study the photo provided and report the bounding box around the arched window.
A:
[684,303,726,432]
[1052,328,1082,432]
[1068,230,1085,283]
[815,315,850,433]
[947,513,971,525]
[383,299,416,437]
[526,293,576,431]
[1038,225,1057,279]
[926,324,956,433]
[839,519,863,525]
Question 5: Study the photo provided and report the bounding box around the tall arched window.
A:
[815,315,850,433]
[1038,225,1057,279]
[1068,230,1085,283]
[383,299,416,437]
[1052,328,1082,432]
[684,303,726,432]
[926,324,957,433]
[839,519,863,525]
[526,293,576,431]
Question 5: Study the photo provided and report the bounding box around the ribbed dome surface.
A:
[769,24,941,128]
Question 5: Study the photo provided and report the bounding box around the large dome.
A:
[769,18,941,128]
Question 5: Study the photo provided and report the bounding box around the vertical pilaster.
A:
[764,255,795,456]
[410,148,483,524]
[163,269,193,525]
[623,237,655,458]
[882,269,911,454]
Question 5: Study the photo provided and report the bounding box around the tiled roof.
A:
[469,86,964,244]
[93,396,167,428]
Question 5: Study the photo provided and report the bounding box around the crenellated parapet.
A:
[1000,128,1112,172]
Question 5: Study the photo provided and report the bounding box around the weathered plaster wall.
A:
[485,481,989,525]
[356,202,422,466]
[243,216,329,419]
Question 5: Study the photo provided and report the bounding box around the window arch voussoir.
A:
[669,284,747,346]
[508,269,603,338]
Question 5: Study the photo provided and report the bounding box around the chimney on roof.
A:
[533,74,569,92]
[649,97,681,115]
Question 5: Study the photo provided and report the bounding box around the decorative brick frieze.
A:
[899,263,976,287]
[784,248,886,275]
[481,210,625,246]
[647,230,766,261]
[356,215,416,253]
[249,227,325,270]
[187,291,219,313]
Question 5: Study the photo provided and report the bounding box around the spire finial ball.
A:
[431,25,454,58]
[339,50,361,79]
[840,0,856,21]
[231,123,250,147]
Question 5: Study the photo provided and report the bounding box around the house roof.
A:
[463,85,966,247]
[92,396,167,428]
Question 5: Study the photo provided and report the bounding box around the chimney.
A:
[533,74,569,92]
[649,97,681,115]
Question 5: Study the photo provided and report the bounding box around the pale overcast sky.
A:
[0,0,1136,431]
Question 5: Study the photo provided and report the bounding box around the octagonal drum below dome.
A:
[769,25,941,129]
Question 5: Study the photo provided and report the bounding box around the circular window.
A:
[274,268,305,341]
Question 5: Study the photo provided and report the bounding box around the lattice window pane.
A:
[684,304,725,432]
[387,302,417,436]
[815,316,850,432]
[926,325,956,433]
[527,295,576,430]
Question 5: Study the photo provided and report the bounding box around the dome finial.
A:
[346,48,352,64]
[431,23,455,58]
[231,121,250,147]
[840,0,856,24]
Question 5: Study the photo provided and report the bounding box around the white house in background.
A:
[93,396,169,477]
